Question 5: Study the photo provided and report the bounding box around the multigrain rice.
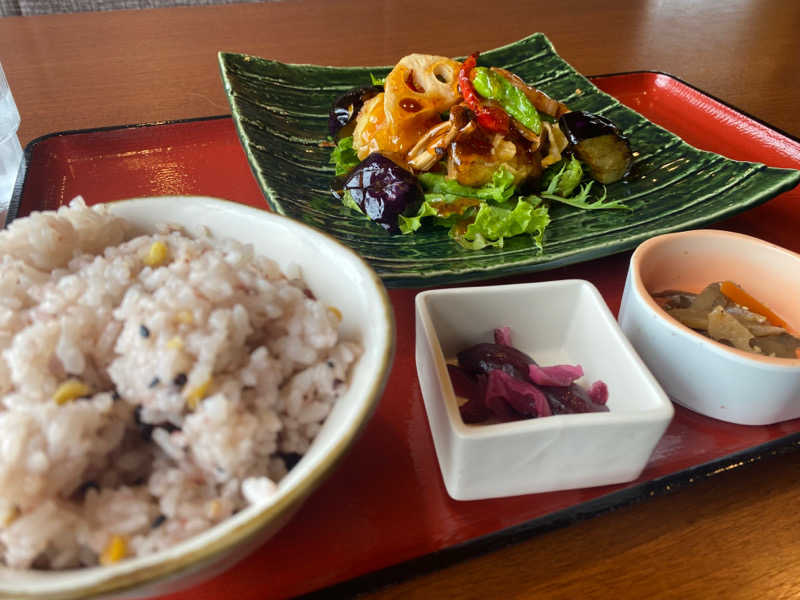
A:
[0,198,360,569]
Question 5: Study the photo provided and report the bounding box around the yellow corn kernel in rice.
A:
[53,379,90,405]
[100,535,127,565]
[166,337,183,350]
[144,241,169,267]
[327,306,342,322]
[207,499,223,520]
[185,377,212,410]
[176,310,194,325]
[1,506,19,527]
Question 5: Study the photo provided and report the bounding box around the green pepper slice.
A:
[471,67,542,136]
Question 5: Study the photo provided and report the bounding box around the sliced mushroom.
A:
[407,105,470,171]
[407,121,453,171]
[540,122,569,168]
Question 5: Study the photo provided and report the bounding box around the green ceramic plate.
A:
[218,33,800,287]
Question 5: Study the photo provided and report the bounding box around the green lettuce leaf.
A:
[341,190,363,214]
[398,200,438,234]
[398,193,480,234]
[329,136,360,176]
[455,198,550,250]
[418,167,516,203]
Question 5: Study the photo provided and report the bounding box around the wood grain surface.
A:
[1,1,799,598]
[367,449,800,600]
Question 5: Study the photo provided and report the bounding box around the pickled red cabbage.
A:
[450,327,609,424]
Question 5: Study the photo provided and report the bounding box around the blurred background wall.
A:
[0,0,269,17]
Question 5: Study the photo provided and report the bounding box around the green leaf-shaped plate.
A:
[218,33,800,287]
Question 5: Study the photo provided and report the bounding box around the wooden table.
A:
[1,1,799,598]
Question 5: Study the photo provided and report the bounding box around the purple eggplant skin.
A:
[456,342,608,414]
[456,343,533,381]
[342,153,423,234]
[328,85,383,138]
[558,111,633,184]
[558,111,621,144]
[446,364,490,423]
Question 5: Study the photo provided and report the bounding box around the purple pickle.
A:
[541,381,609,414]
[450,334,610,424]
[447,364,489,423]
[588,380,609,405]
[527,363,584,387]
[486,370,551,418]
[493,327,513,346]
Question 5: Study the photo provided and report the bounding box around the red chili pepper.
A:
[458,53,509,134]
[476,106,511,135]
[458,54,481,109]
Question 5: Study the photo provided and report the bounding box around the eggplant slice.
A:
[558,111,633,184]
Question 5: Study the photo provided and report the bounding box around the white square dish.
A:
[415,279,673,501]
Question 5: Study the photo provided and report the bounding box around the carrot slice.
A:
[719,280,789,329]
[795,348,800,360]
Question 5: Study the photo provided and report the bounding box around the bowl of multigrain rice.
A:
[0,196,395,599]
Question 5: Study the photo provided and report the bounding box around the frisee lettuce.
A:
[370,73,387,86]
[539,157,631,211]
[542,156,583,197]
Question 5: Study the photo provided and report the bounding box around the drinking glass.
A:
[0,62,22,224]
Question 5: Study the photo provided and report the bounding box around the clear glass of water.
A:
[0,62,23,224]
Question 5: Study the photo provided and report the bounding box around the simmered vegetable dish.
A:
[653,281,800,358]
[329,52,633,250]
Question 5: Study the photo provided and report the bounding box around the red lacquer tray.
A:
[11,72,800,599]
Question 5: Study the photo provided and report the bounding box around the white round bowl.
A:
[618,229,800,425]
[0,196,395,600]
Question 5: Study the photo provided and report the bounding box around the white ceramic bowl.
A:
[0,196,395,600]
[415,279,673,501]
[619,229,800,426]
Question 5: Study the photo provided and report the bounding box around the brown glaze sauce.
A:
[450,127,494,166]
[429,196,481,217]
[399,98,423,113]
